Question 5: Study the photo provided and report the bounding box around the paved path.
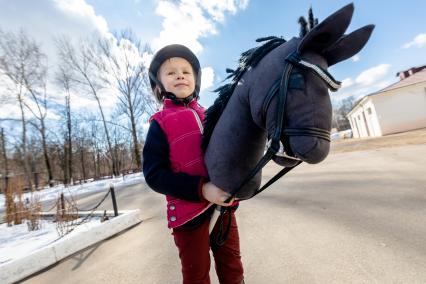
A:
[23,144,426,283]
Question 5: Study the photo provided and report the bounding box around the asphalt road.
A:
[22,144,426,284]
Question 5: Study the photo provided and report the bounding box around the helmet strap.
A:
[161,91,198,105]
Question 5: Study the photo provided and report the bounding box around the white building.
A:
[347,66,426,138]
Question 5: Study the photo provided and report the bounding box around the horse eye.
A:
[289,73,305,90]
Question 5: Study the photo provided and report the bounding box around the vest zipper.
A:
[189,108,204,134]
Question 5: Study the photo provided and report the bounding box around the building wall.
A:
[348,99,382,138]
[372,83,426,135]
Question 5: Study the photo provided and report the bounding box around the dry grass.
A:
[4,176,43,230]
[55,193,79,237]
[25,194,42,231]
[330,128,426,153]
[5,177,25,226]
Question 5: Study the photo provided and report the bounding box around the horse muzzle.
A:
[287,135,330,164]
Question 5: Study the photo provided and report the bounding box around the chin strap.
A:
[161,90,198,105]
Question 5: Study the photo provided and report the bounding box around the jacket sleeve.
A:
[142,120,206,202]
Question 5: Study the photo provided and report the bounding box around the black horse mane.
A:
[201,36,286,151]
[298,7,318,37]
[201,7,319,151]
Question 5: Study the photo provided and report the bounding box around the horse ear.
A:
[298,3,354,54]
[323,25,375,66]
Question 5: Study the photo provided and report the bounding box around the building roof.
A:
[348,67,426,117]
[378,68,426,94]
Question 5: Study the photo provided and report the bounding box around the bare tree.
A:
[56,36,119,176]
[56,66,74,185]
[0,30,55,188]
[98,30,157,170]
[77,131,88,182]
[89,116,102,179]
[24,68,54,188]
[332,96,356,131]
[0,29,35,189]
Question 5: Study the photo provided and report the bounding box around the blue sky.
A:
[87,0,426,106]
[1,0,425,111]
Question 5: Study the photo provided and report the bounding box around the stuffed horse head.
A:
[202,3,374,199]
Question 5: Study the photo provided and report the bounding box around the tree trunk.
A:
[129,108,141,170]
[80,144,86,182]
[31,158,39,190]
[66,95,73,184]
[64,141,69,184]
[96,150,101,179]
[92,151,98,179]
[40,120,53,187]
[1,128,9,194]
[93,93,119,177]
[18,93,32,190]
[1,128,8,175]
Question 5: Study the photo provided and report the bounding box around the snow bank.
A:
[0,172,144,211]
[0,218,97,264]
[0,210,142,284]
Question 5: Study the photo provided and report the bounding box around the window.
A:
[367,107,372,115]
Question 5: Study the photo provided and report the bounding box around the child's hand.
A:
[202,182,234,206]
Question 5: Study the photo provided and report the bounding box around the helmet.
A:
[148,44,202,100]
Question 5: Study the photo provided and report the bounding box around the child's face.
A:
[158,57,196,99]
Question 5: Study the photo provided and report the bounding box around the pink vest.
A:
[150,99,213,228]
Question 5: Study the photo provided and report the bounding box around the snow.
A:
[0,217,103,264]
[0,172,145,264]
[0,172,144,211]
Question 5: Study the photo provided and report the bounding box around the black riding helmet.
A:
[148,44,201,104]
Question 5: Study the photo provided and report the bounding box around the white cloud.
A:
[355,64,391,86]
[142,51,154,69]
[403,33,426,49]
[0,0,136,121]
[341,78,354,89]
[0,103,22,120]
[334,64,394,103]
[0,0,110,64]
[352,54,360,62]
[200,67,215,91]
[53,0,109,36]
[199,0,249,22]
[152,0,249,54]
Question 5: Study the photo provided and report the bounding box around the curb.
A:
[0,209,142,284]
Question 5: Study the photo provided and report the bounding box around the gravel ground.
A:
[330,127,426,153]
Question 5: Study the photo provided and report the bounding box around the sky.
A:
[0,0,425,116]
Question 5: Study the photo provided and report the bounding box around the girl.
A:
[143,44,244,284]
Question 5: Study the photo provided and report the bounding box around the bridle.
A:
[228,51,342,201]
[214,51,341,245]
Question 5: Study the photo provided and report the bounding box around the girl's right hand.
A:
[202,182,234,206]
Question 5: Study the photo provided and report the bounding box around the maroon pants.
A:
[172,210,244,284]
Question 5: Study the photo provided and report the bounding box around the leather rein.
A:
[227,51,342,201]
[214,51,341,245]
